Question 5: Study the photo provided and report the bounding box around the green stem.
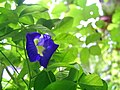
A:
[0,50,19,74]
[3,79,11,89]
[16,46,25,60]
[0,50,28,87]
[5,67,20,87]
[23,40,31,90]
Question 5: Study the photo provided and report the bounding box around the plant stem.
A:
[23,40,31,90]
[0,50,19,73]
[0,50,28,87]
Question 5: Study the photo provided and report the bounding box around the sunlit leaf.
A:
[86,33,101,45]
[79,74,104,90]
[79,74,103,86]
[54,17,74,33]
[110,28,120,42]
[66,4,83,26]
[54,47,78,63]
[89,45,101,55]
[112,13,120,24]
[80,48,90,70]
[19,15,34,25]
[55,33,80,46]
[84,4,99,19]
[74,0,87,8]
[19,5,48,17]
[96,20,106,28]
[51,2,67,18]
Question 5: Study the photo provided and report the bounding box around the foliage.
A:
[0,0,120,90]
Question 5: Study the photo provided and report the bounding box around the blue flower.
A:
[26,32,59,68]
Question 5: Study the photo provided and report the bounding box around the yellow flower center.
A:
[34,39,45,56]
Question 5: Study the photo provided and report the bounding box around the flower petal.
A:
[26,32,41,62]
[26,32,59,68]
[39,34,59,68]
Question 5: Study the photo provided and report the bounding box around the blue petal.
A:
[26,32,59,68]
[26,32,41,62]
[39,34,59,68]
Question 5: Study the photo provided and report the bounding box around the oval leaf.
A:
[44,80,77,90]
[80,48,90,64]
[89,45,101,55]
[86,33,101,45]
[34,70,56,90]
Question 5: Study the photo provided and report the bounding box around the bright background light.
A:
[23,0,40,4]
[24,0,99,4]
[23,0,103,15]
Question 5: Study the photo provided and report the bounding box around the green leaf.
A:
[96,20,106,28]
[62,47,78,63]
[55,33,80,46]
[54,47,78,63]
[19,15,34,25]
[79,74,103,90]
[38,0,52,8]
[107,23,119,31]
[48,63,81,71]
[79,24,95,35]
[0,0,5,3]
[74,0,87,8]
[0,48,21,66]
[34,70,56,90]
[99,80,108,90]
[80,48,90,70]
[5,2,11,9]
[0,8,18,28]
[110,28,120,42]
[79,79,108,90]
[44,80,77,90]
[84,4,99,19]
[54,17,74,33]
[15,5,28,16]
[0,27,16,40]
[28,24,54,36]
[86,33,101,45]
[112,10,120,24]
[51,2,67,18]
[66,5,83,26]
[33,11,50,20]
[19,5,48,17]
[79,74,103,86]
[52,3,67,14]
[11,28,38,44]
[65,67,83,81]
[8,23,21,29]
[11,30,26,44]
[37,18,60,29]
[89,45,101,55]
